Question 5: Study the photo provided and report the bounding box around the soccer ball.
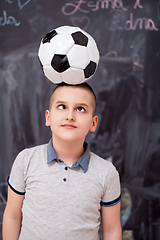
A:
[38,26,100,85]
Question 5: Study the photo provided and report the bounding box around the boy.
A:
[2,83,121,240]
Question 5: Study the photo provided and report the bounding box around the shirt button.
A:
[65,167,68,170]
[63,178,67,182]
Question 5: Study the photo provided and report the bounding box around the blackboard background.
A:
[0,0,160,239]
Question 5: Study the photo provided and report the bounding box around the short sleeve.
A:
[100,164,121,207]
[8,150,26,195]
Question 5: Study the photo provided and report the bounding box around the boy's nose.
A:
[66,110,75,121]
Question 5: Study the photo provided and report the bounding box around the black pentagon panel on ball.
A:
[42,30,57,44]
[84,61,97,78]
[71,31,88,46]
[51,54,70,73]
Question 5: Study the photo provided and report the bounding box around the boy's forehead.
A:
[52,85,93,102]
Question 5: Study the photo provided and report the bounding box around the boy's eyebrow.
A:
[55,100,66,104]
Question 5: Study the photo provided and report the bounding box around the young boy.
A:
[2,83,121,240]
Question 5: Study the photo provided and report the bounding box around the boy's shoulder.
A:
[88,152,120,190]
[90,151,113,166]
[15,143,48,166]
[89,151,117,173]
[20,143,48,155]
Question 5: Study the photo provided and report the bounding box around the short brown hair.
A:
[49,82,97,116]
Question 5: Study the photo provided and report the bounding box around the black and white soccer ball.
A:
[38,26,100,85]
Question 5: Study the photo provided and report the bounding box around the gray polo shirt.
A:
[8,140,121,240]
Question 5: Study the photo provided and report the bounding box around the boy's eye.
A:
[77,107,85,112]
[58,104,66,110]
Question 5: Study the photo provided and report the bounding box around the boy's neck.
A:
[52,138,85,165]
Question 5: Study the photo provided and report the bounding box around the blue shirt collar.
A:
[47,139,90,173]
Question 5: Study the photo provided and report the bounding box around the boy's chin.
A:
[54,134,84,144]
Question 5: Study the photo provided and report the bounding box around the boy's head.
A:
[49,82,97,116]
[45,82,98,143]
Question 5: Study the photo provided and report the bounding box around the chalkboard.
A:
[0,1,160,239]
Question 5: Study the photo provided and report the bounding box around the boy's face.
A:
[45,85,98,144]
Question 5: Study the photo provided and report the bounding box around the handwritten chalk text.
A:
[108,11,158,31]
[62,0,127,16]
[134,0,143,9]
[5,0,31,10]
[124,13,159,30]
[17,0,31,10]
[108,11,123,30]
[5,0,13,3]
[0,10,20,26]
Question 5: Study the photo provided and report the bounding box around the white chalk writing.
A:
[1,0,31,27]
[17,0,31,10]
[5,0,13,3]
[108,10,123,31]
[0,10,20,26]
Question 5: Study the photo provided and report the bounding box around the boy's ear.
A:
[90,115,98,132]
[45,110,50,127]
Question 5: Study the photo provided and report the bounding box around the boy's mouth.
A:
[61,124,76,129]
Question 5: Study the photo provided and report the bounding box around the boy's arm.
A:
[101,202,122,240]
[2,186,25,240]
